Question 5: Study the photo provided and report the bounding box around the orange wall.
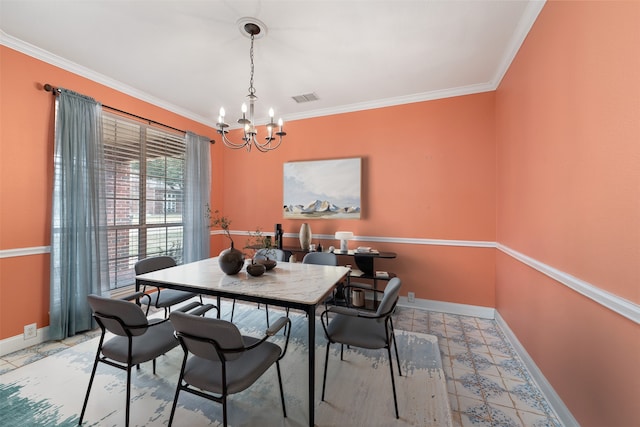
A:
[0,46,219,339]
[1,45,497,341]
[2,2,638,424]
[214,95,497,308]
[495,2,640,426]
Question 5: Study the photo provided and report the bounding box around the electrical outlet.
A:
[407,292,415,303]
[24,323,37,340]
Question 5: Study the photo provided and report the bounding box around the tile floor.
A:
[393,306,562,427]
[0,304,562,427]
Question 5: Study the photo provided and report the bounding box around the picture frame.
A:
[283,157,361,219]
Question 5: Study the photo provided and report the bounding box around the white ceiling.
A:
[0,0,545,127]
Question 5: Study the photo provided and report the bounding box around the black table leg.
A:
[307,304,315,426]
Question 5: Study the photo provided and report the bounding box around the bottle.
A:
[275,224,283,249]
[317,242,323,252]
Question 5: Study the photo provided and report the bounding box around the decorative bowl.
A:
[257,259,277,270]
[246,263,266,277]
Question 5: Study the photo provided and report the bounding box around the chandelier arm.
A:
[254,133,284,152]
[220,131,250,150]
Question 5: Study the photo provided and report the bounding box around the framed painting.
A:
[283,157,361,219]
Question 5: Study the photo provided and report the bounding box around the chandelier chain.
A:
[248,34,256,96]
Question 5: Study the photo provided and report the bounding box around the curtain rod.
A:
[43,83,214,144]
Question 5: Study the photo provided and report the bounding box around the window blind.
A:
[103,113,186,288]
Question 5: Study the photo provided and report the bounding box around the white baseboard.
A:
[0,326,51,357]
[495,311,580,427]
[397,296,496,319]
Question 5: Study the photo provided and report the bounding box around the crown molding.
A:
[490,0,546,88]
[0,30,217,128]
[283,83,497,124]
[1,29,496,129]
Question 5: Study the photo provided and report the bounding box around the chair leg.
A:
[389,318,402,376]
[392,333,402,377]
[125,365,132,426]
[222,395,228,427]
[387,346,399,419]
[340,343,344,361]
[79,349,101,425]
[230,299,236,322]
[168,379,183,427]
[322,342,331,401]
[276,361,287,418]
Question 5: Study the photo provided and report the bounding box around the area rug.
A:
[0,302,452,426]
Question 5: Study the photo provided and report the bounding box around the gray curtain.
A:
[183,132,211,263]
[49,89,109,340]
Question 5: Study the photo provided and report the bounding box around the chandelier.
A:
[216,19,286,152]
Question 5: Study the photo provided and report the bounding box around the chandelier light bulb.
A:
[241,103,248,114]
[269,108,274,118]
[219,107,225,118]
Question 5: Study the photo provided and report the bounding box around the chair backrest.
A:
[255,248,285,261]
[375,277,402,321]
[170,311,245,362]
[87,294,149,336]
[302,252,337,266]
[134,255,177,275]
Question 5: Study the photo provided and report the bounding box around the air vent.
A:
[292,92,320,103]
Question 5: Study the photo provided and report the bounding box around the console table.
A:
[283,247,397,308]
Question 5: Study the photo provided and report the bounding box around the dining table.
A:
[135,256,350,427]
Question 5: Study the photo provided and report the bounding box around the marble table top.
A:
[136,257,350,306]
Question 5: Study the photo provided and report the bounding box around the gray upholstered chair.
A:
[254,248,285,261]
[230,248,285,326]
[135,256,202,317]
[319,277,403,418]
[79,293,215,426]
[302,251,337,266]
[303,251,343,307]
[168,311,291,427]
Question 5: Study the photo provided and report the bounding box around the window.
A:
[103,113,186,289]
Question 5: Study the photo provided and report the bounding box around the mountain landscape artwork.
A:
[283,158,361,219]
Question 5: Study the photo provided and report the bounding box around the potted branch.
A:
[246,227,278,270]
[207,207,244,275]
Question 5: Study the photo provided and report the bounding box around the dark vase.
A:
[218,241,244,275]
